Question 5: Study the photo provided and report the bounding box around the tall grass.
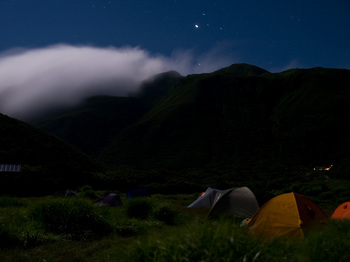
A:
[121,219,350,262]
[123,220,274,262]
[301,220,350,262]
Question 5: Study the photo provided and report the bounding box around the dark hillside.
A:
[0,113,103,195]
[16,64,350,193]
[99,68,279,172]
[100,65,350,185]
[33,71,183,157]
[34,96,150,157]
[270,68,350,166]
[136,70,184,105]
[213,63,269,77]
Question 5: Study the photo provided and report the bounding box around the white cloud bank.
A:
[0,44,233,120]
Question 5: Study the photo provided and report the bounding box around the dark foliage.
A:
[125,198,154,220]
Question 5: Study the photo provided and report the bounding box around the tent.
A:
[208,187,259,219]
[331,202,350,220]
[187,187,221,208]
[65,190,79,197]
[247,192,327,238]
[95,193,122,207]
[126,188,150,199]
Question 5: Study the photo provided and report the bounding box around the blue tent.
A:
[126,189,150,199]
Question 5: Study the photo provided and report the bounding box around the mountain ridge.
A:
[98,65,350,178]
[1,63,349,194]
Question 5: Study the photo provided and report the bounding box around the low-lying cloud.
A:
[0,44,233,120]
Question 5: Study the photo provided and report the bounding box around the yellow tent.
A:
[247,192,327,238]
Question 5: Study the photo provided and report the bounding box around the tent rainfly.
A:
[126,189,150,199]
[247,192,328,238]
[331,202,350,220]
[95,193,122,207]
[187,187,221,208]
[208,187,259,219]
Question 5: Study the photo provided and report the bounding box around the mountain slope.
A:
[19,64,350,191]
[0,113,103,195]
[99,65,350,180]
[33,71,183,157]
[34,96,150,157]
[136,70,184,104]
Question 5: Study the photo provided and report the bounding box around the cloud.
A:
[0,44,234,120]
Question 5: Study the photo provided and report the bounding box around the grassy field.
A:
[0,190,349,262]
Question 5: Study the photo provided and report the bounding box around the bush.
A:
[125,198,154,220]
[78,185,99,199]
[0,213,57,249]
[30,198,112,241]
[152,204,180,225]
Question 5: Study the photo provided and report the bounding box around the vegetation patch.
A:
[30,198,113,241]
[0,192,349,261]
[125,198,155,220]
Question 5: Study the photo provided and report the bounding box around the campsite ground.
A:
[0,181,350,261]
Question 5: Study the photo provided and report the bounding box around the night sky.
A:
[1,0,349,71]
[0,0,349,120]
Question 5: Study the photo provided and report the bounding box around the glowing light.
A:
[195,24,199,28]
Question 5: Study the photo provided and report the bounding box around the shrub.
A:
[30,198,112,241]
[125,198,154,220]
[0,213,57,249]
[152,204,180,225]
[78,185,99,199]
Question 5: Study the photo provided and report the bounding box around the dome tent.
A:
[95,193,122,207]
[247,192,327,238]
[331,201,350,220]
[187,187,221,208]
[208,187,259,219]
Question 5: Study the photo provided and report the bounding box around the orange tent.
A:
[331,202,350,220]
[247,192,327,238]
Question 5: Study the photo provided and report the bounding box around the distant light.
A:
[195,24,199,28]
